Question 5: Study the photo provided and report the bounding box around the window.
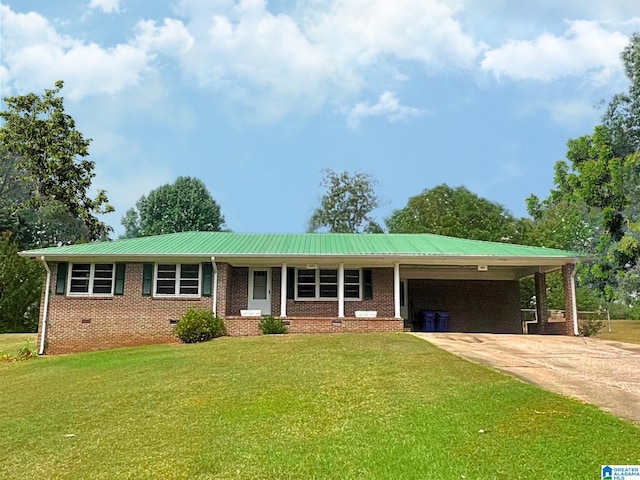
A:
[295,268,361,300]
[154,264,201,297]
[68,263,115,296]
[344,269,361,298]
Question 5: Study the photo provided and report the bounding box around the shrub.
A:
[174,308,226,343]
[258,316,288,335]
[17,339,37,360]
[579,318,604,337]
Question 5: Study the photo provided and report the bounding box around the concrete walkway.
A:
[413,333,640,424]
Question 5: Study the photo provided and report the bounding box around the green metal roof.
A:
[19,231,585,259]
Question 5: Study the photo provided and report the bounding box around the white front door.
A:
[248,268,271,315]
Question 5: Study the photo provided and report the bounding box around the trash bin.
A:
[436,311,449,332]
[422,310,436,332]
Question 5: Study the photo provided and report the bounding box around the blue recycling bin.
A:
[436,311,449,332]
[422,310,437,332]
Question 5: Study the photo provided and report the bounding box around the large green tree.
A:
[386,184,527,242]
[527,127,640,302]
[307,169,383,233]
[0,81,113,244]
[121,176,226,237]
[0,232,44,332]
[527,34,640,304]
[603,32,640,157]
[0,82,112,332]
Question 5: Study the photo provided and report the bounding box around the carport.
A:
[399,256,584,335]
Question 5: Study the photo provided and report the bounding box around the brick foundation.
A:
[225,316,403,336]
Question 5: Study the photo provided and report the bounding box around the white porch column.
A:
[211,257,218,317]
[393,263,401,319]
[280,263,287,318]
[338,262,345,318]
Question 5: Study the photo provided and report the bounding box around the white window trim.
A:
[294,268,362,301]
[153,263,202,298]
[67,262,115,297]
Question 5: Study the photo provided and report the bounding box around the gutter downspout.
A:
[39,257,51,355]
[211,257,218,316]
[571,265,579,336]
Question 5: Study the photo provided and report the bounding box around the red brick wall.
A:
[408,279,521,333]
[39,262,530,354]
[275,267,394,318]
[40,263,403,354]
[226,266,248,316]
[43,262,212,354]
[225,316,403,336]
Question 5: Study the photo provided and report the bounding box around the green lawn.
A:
[597,319,640,344]
[1,333,638,479]
[0,333,36,357]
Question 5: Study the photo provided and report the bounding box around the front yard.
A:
[1,333,638,479]
[597,319,640,344]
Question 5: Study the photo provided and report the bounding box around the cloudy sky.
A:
[2,1,639,236]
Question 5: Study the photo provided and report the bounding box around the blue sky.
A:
[2,1,639,236]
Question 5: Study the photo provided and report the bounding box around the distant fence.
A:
[521,309,611,334]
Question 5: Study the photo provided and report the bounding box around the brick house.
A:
[19,232,587,354]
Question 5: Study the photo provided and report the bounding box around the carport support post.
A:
[534,271,548,334]
[562,263,579,336]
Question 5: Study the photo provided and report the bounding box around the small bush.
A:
[174,308,226,343]
[258,316,288,335]
[579,318,604,337]
[17,339,37,360]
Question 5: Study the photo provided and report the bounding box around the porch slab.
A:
[413,333,640,424]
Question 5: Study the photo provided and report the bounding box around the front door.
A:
[248,268,271,315]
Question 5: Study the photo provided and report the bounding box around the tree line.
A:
[2,34,640,332]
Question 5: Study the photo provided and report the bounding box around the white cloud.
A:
[173,0,480,120]
[481,20,630,83]
[2,0,481,120]
[88,0,121,14]
[135,18,194,57]
[346,91,424,128]
[1,5,150,99]
[305,0,481,71]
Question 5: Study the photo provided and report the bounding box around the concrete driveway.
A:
[413,333,640,424]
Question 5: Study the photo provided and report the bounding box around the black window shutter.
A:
[55,262,68,295]
[202,263,213,297]
[114,264,126,295]
[363,269,373,300]
[286,267,295,299]
[142,263,153,296]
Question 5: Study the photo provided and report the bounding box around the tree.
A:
[307,169,383,233]
[0,232,43,332]
[386,184,525,242]
[603,33,640,157]
[527,125,640,302]
[122,176,226,237]
[0,81,113,242]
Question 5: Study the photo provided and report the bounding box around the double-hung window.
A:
[68,263,115,296]
[295,268,361,300]
[154,264,201,297]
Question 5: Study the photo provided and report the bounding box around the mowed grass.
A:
[1,334,639,479]
[0,333,36,356]
[597,319,640,344]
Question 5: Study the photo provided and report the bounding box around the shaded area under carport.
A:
[413,333,640,424]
